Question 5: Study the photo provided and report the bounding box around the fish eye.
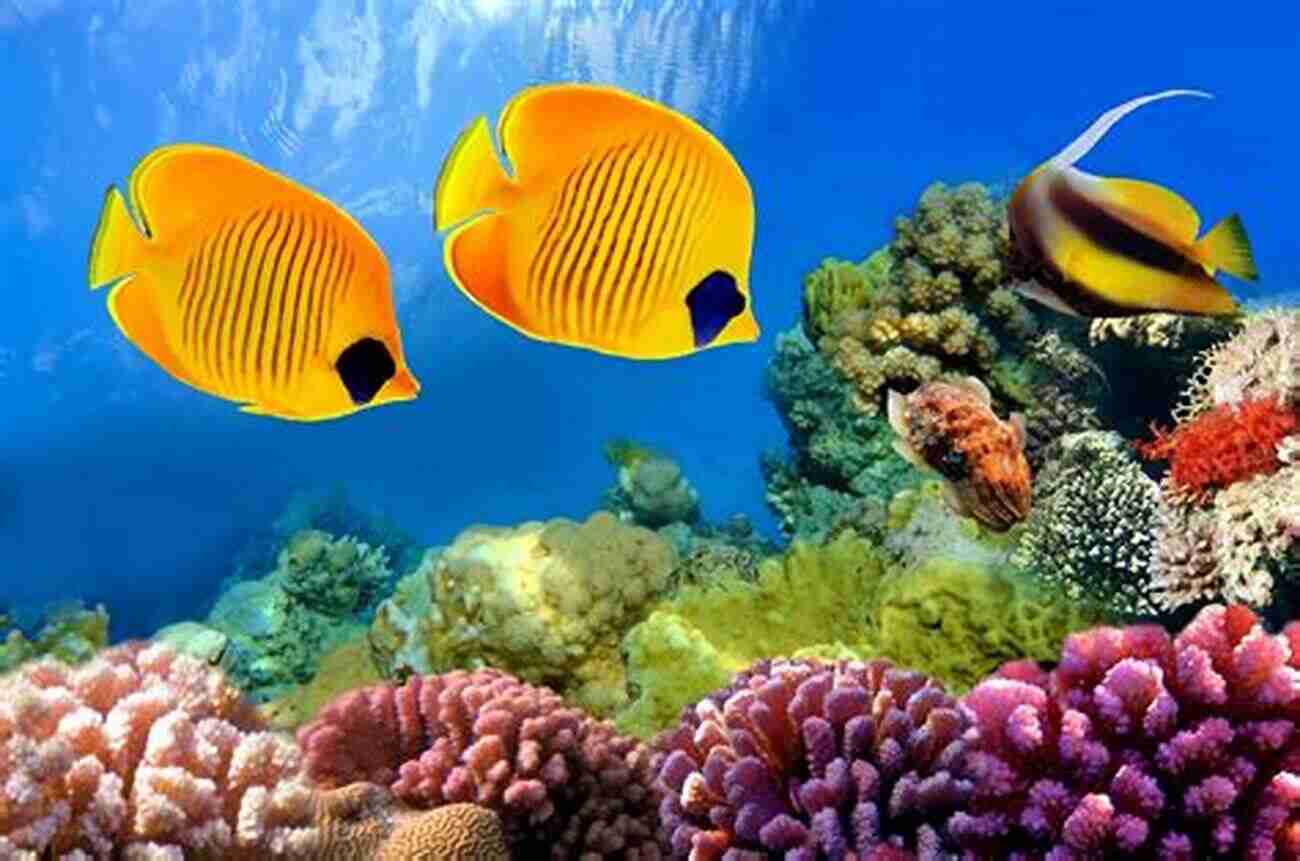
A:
[685,270,745,347]
[929,445,968,482]
[335,337,396,406]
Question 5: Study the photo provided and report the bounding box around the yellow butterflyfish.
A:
[434,83,759,359]
[1008,90,1257,318]
[88,144,419,421]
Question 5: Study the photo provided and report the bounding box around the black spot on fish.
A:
[336,337,395,405]
[924,441,969,482]
[686,270,745,348]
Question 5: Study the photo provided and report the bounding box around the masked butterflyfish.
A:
[88,144,420,421]
[1008,89,1257,318]
[433,83,758,359]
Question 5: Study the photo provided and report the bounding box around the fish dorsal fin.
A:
[1066,172,1202,245]
[887,389,910,439]
[1049,89,1212,169]
[496,83,711,186]
[959,376,992,406]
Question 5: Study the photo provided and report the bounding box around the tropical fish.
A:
[1008,89,1257,318]
[887,377,1031,532]
[433,82,759,359]
[88,144,420,421]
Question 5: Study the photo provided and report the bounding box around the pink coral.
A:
[297,668,663,859]
[0,641,318,858]
[951,605,1300,859]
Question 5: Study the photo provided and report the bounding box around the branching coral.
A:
[951,604,1300,858]
[1144,310,1300,609]
[0,642,318,858]
[652,657,973,858]
[368,512,675,717]
[297,668,663,859]
[1014,431,1161,619]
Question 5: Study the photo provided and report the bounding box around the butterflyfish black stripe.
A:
[285,214,322,379]
[185,219,231,355]
[321,243,354,354]
[177,231,208,351]
[1048,175,1190,276]
[626,136,689,329]
[217,208,274,389]
[560,144,625,337]
[236,208,287,390]
[270,211,309,389]
[253,209,300,392]
[529,160,587,310]
[575,142,638,337]
[666,156,715,292]
[200,210,259,386]
[308,224,341,362]
[542,154,602,335]
[650,146,707,314]
[607,132,671,336]
[591,135,653,334]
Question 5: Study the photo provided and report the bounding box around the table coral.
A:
[368,512,675,717]
[296,668,663,859]
[951,604,1300,859]
[1013,431,1161,619]
[652,657,973,858]
[0,642,319,858]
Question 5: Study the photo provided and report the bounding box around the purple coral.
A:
[296,668,663,859]
[652,658,972,859]
[951,604,1300,859]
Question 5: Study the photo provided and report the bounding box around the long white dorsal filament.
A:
[1050,89,1213,169]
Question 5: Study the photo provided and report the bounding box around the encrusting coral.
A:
[951,604,1300,858]
[652,657,974,858]
[0,642,319,858]
[368,512,675,717]
[296,668,663,859]
[1014,430,1161,619]
[1142,310,1300,609]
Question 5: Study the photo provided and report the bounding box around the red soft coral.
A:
[1138,396,1298,502]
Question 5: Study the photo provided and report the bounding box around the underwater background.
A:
[1,0,1289,639]
[6,2,1300,857]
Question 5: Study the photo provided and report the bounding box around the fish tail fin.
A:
[434,116,513,231]
[88,185,149,290]
[1051,89,1213,168]
[1195,213,1258,281]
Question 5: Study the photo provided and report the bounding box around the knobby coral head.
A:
[952,604,1300,859]
[652,657,973,859]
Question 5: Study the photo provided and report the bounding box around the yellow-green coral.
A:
[0,602,109,674]
[370,512,675,717]
[802,250,892,341]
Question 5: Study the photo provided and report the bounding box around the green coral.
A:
[0,602,109,674]
[801,249,892,342]
[369,512,675,717]
[205,529,391,701]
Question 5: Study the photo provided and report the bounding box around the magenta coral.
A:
[0,641,318,858]
[951,605,1300,859]
[652,657,972,859]
[296,667,663,859]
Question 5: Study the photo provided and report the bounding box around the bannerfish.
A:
[433,82,759,359]
[887,377,1031,532]
[88,144,420,421]
[1008,89,1258,318]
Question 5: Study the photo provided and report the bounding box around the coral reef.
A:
[375,802,509,861]
[0,642,318,858]
[653,657,973,858]
[368,512,675,717]
[297,668,663,859]
[951,604,1300,858]
[602,440,700,528]
[1014,431,1161,619]
[207,529,391,702]
[0,601,109,674]
[1143,311,1300,610]
[258,633,385,731]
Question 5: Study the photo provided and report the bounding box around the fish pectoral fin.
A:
[1088,176,1202,244]
[444,211,527,337]
[1194,214,1258,281]
[886,389,910,438]
[106,276,200,389]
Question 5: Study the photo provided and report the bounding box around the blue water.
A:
[0,0,1292,638]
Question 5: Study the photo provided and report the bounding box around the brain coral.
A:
[952,604,1300,858]
[653,657,973,858]
[368,512,676,717]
